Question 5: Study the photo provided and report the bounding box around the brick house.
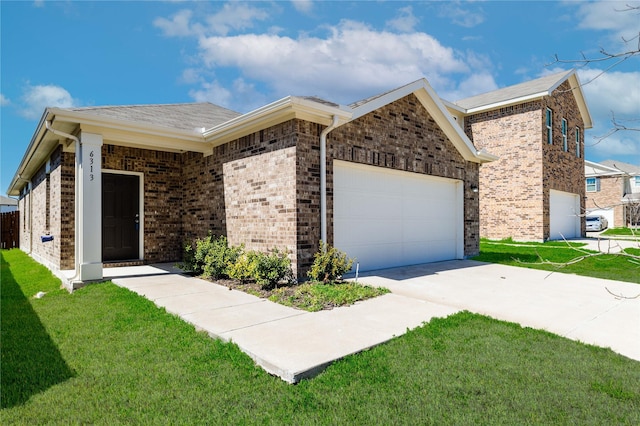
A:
[7,79,497,289]
[446,70,593,241]
[585,160,640,228]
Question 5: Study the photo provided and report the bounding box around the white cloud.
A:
[189,78,267,111]
[0,94,10,106]
[194,19,470,106]
[205,2,269,36]
[291,0,313,14]
[154,4,269,37]
[579,69,640,118]
[438,3,485,28]
[386,6,419,33]
[576,68,640,161]
[576,1,640,43]
[19,84,76,119]
[154,9,198,37]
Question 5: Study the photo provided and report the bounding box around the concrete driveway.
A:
[355,260,640,362]
[112,259,639,383]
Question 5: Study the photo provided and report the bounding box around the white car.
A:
[586,215,608,232]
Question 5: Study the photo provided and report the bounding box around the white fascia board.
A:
[464,92,548,114]
[412,83,497,164]
[584,160,624,177]
[6,109,54,195]
[351,79,428,120]
[567,73,593,129]
[202,96,351,147]
[49,108,206,143]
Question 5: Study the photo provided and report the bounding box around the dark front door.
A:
[102,173,140,262]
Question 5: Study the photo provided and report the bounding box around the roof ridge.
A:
[454,69,573,104]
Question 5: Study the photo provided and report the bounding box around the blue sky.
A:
[1,1,639,197]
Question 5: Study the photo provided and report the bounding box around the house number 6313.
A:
[89,150,94,181]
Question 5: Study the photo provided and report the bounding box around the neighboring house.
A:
[0,195,18,213]
[446,70,593,241]
[7,78,497,288]
[585,159,640,227]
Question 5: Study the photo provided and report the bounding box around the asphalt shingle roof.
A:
[600,159,640,175]
[67,103,242,131]
[453,70,573,110]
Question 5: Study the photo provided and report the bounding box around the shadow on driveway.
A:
[348,259,485,281]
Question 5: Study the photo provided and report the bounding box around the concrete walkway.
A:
[112,260,640,383]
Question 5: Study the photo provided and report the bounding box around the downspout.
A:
[45,121,81,281]
[320,115,340,250]
[18,175,33,254]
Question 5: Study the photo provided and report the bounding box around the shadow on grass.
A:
[1,257,74,409]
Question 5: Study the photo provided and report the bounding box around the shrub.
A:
[181,233,215,275]
[228,251,259,283]
[202,236,243,279]
[180,234,242,279]
[307,241,354,283]
[253,248,294,289]
[229,248,294,289]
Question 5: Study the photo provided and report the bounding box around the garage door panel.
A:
[550,190,581,240]
[334,161,463,272]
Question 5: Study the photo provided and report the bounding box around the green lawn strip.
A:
[601,227,640,237]
[481,237,587,248]
[3,249,640,424]
[474,241,640,284]
[269,282,390,312]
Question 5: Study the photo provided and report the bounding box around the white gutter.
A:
[320,115,340,249]
[45,120,81,283]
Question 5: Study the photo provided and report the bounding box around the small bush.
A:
[180,234,242,279]
[307,241,354,283]
[228,251,259,283]
[228,248,294,289]
[253,248,294,289]
[202,236,243,279]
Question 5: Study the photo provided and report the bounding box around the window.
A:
[635,176,640,185]
[575,127,581,157]
[586,177,600,192]
[546,108,553,144]
[561,118,568,151]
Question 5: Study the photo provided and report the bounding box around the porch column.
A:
[77,132,103,281]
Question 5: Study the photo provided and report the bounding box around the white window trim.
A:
[586,177,600,192]
[546,108,553,144]
[575,127,581,157]
[561,118,568,151]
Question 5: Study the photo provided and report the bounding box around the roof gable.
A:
[452,69,593,129]
[349,79,497,164]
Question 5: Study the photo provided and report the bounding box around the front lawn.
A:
[601,227,640,237]
[2,249,640,424]
[474,239,640,284]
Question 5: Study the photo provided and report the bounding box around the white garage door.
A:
[549,189,581,240]
[333,161,463,272]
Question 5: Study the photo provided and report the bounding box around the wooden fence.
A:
[1,211,20,249]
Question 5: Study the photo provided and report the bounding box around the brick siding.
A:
[586,176,625,227]
[466,81,585,241]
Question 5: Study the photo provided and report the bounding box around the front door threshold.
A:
[103,260,145,268]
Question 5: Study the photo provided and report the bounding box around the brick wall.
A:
[541,81,586,239]
[223,146,298,269]
[466,81,585,241]
[586,176,625,227]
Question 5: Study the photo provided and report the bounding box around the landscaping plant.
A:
[307,241,354,283]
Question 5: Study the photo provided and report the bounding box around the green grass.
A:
[2,249,640,424]
[269,282,390,311]
[474,239,640,284]
[601,227,640,236]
